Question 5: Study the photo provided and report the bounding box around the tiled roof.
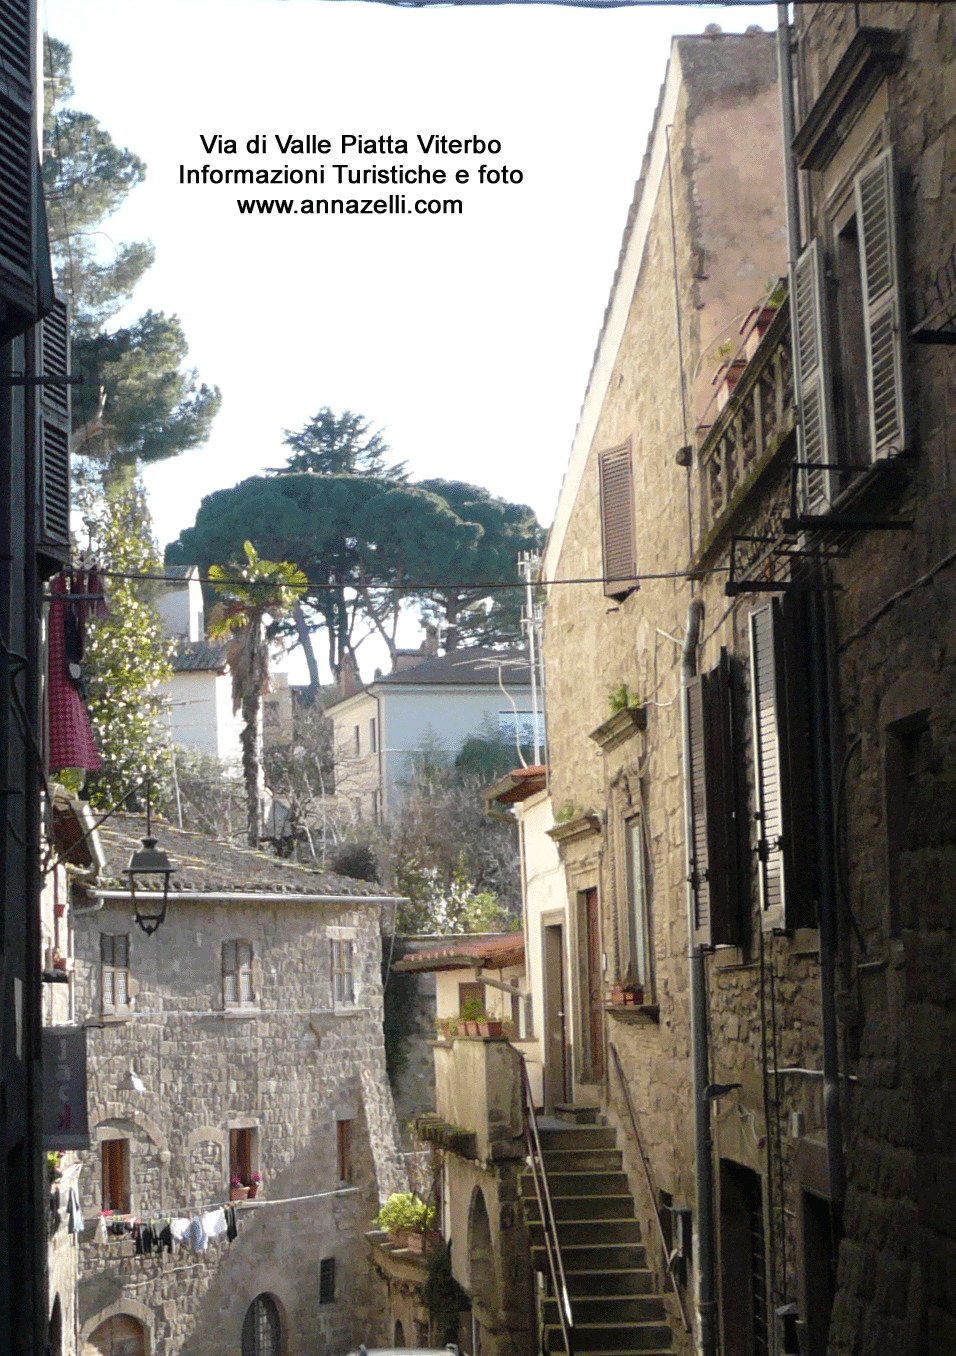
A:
[91,814,393,899]
[392,932,525,973]
[374,648,531,688]
[484,766,548,806]
[170,639,231,673]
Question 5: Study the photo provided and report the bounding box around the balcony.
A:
[695,298,796,570]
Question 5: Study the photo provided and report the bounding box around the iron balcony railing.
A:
[519,1057,574,1356]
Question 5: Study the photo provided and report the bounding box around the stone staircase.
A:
[521,1120,675,1355]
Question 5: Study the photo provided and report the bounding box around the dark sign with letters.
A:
[42,1026,90,1150]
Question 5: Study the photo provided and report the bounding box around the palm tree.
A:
[208,542,306,847]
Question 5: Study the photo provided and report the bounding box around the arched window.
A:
[394,1321,406,1347]
[241,1295,280,1356]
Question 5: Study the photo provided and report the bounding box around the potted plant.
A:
[459,997,486,1036]
[435,1015,459,1040]
[375,1191,438,1251]
[230,1176,250,1202]
[247,1171,262,1199]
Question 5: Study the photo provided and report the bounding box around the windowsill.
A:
[605,1003,660,1025]
[219,1006,260,1019]
[100,1011,132,1024]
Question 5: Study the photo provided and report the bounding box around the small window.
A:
[101,934,130,1012]
[241,1294,281,1356]
[230,1127,257,1189]
[223,941,254,1007]
[369,717,377,753]
[331,940,354,1004]
[353,724,361,756]
[319,1257,336,1304]
[336,1118,353,1185]
[372,789,382,824]
[101,1137,130,1213]
[623,817,651,993]
[458,981,483,1016]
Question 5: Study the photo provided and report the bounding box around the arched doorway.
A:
[241,1294,281,1356]
[84,1315,146,1356]
[48,1295,62,1356]
[394,1320,406,1346]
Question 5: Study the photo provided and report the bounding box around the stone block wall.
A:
[72,893,404,1356]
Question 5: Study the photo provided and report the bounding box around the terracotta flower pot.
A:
[476,1021,504,1038]
[230,1185,250,1202]
[247,1182,260,1199]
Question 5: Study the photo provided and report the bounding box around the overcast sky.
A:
[45,0,775,676]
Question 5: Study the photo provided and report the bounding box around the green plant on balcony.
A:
[608,682,640,714]
[376,1191,437,1250]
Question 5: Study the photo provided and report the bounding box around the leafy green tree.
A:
[278,407,406,478]
[74,482,173,807]
[415,479,543,648]
[167,473,481,686]
[42,38,221,480]
[208,543,307,847]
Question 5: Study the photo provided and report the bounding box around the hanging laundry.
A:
[94,1214,108,1246]
[189,1214,208,1253]
[66,1186,84,1236]
[47,572,102,772]
[226,1205,238,1243]
[157,1222,174,1253]
[169,1217,191,1245]
[201,1207,227,1241]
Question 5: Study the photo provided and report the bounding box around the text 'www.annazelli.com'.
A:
[236,196,463,216]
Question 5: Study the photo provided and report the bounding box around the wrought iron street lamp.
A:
[123,783,176,935]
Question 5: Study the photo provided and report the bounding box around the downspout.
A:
[680,598,715,1356]
[776,0,846,1206]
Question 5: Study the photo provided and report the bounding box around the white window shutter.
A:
[793,239,837,514]
[749,604,786,930]
[856,147,907,461]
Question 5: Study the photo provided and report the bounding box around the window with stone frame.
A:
[100,933,130,1013]
[620,814,652,998]
[336,1117,353,1185]
[229,1126,257,1189]
[319,1257,336,1304]
[101,1136,130,1213]
[222,940,255,1007]
[793,131,907,513]
[241,1294,281,1356]
[330,939,354,1004]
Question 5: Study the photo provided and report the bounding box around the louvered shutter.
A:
[222,941,239,1005]
[599,444,638,597]
[856,147,907,461]
[0,0,40,334]
[793,239,837,515]
[685,675,712,944]
[749,604,786,929]
[238,941,254,1003]
[702,651,741,946]
[37,296,72,565]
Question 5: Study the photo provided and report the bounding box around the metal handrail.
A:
[608,1041,692,1335]
[519,1058,574,1356]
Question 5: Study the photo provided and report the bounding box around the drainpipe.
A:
[680,598,716,1356]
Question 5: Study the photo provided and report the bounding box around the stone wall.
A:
[72,893,405,1356]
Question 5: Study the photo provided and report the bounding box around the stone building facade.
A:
[538,8,956,1356]
[70,815,406,1356]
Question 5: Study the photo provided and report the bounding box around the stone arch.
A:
[186,1125,227,1153]
[239,1292,287,1356]
[394,1320,406,1347]
[90,1106,168,1155]
[81,1298,154,1356]
[231,1270,294,1351]
[467,1186,499,1311]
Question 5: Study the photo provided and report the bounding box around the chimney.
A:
[341,652,360,697]
[422,624,439,657]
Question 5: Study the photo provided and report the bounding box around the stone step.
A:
[541,1148,624,1174]
[524,1193,635,1222]
[529,1217,643,1246]
[521,1170,631,1198]
[553,1104,603,1125]
[544,1293,666,1325]
[544,1320,674,1353]
[531,1238,648,1271]
[565,1268,657,1297]
[537,1126,618,1151]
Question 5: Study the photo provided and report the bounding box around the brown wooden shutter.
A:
[793,239,837,514]
[37,296,71,564]
[702,651,741,946]
[777,592,816,930]
[686,652,741,948]
[856,147,907,461]
[685,675,712,944]
[599,442,638,597]
[750,604,786,929]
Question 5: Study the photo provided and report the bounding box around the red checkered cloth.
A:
[47,573,101,772]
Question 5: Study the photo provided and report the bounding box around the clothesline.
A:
[93,1184,360,1232]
